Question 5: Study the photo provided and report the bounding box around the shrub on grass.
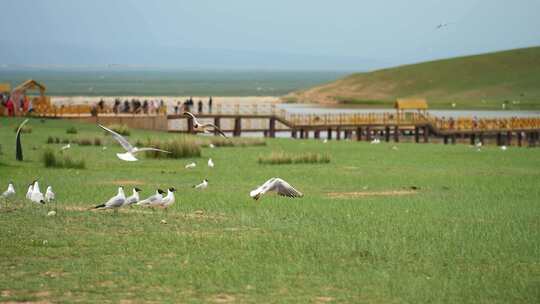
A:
[105,124,130,136]
[77,138,93,146]
[206,137,266,147]
[258,152,331,165]
[55,137,60,144]
[46,136,55,144]
[93,137,102,146]
[13,125,32,134]
[42,148,86,169]
[66,126,78,134]
[144,137,201,159]
[61,138,70,144]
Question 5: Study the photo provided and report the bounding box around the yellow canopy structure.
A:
[13,79,47,96]
[395,98,428,112]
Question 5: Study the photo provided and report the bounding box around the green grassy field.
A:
[289,46,540,110]
[1,117,539,303]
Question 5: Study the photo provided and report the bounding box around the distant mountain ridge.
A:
[288,47,540,109]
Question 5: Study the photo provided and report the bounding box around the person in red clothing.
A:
[6,97,15,116]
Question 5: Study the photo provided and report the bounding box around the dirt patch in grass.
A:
[327,190,417,199]
[209,294,236,303]
[108,180,146,186]
[315,296,335,303]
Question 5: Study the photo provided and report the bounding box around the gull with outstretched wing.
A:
[183,111,228,138]
[250,178,304,200]
[98,124,171,161]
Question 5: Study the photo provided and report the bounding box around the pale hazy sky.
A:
[1,0,539,70]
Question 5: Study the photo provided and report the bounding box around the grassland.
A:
[289,46,540,110]
[1,117,539,303]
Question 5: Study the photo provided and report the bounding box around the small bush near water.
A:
[144,137,201,159]
[42,149,86,169]
[258,152,331,165]
[66,126,78,134]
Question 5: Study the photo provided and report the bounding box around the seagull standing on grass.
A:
[194,179,208,189]
[93,187,126,212]
[60,143,71,151]
[123,187,142,207]
[98,124,171,161]
[30,181,46,205]
[137,189,166,207]
[45,186,55,203]
[1,182,15,199]
[250,178,304,200]
[208,158,214,168]
[160,188,176,210]
[26,183,34,200]
[500,145,507,151]
[185,162,196,169]
[183,112,228,138]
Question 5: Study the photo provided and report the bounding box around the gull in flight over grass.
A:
[137,189,165,207]
[30,181,46,205]
[1,182,15,199]
[250,178,304,200]
[98,124,171,161]
[15,119,29,161]
[208,158,214,168]
[185,162,196,169]
[123,187,142,207]
[183,111,228,138]
[194,179,208,189]
[93,187,126,211]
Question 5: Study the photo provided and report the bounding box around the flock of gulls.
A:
[1,111,304,214]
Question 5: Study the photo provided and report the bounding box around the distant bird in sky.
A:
[1,182,15,199]
[93,186,126,211]
[123,187,142,207]
[137,189,165,207]
[60,143,71,151]
[194,179,208,189]
[160,187,176,209]
[436,22,453,29]
[208,158,214,168]
[98,124,171,161]
[45,186,55,203]
[30,181,45,205]
[250,178,303,200]
[185,162,196,169]
[15,119,29,161]
[183,112,228,138]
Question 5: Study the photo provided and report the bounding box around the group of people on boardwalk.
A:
[0,93,33,116]
[174,97,213,115]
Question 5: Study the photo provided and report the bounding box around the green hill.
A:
[289,46,540,109]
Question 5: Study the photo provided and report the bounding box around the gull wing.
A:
[250,178,276,200]
[98,124,134,152]
[183,111,199,124]
[116,152,138,162]
[106,195,125,208]
[135,147,171,154]
[272,178,303,198]
[202,123,228,138]
[16,119,29,161]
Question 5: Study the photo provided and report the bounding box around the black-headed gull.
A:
[183,112,227,138]
[93,187,126,210]
[98,124,171,161]
[1,182,15,199]
[194,179,208,189]
[160,187,176,209]
[137,189,165,207]
[250,178,303,200]
[123,187,142,207]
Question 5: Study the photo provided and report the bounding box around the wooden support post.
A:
[327,128,332,140]
[299,129,304,139]
[314,130,320,139]
[517,132,522,147]
[470,134,476,145]
[414,127,419,143]
[506,131,512,146]
[213,117,221,136]
[394,126,399,142]
[451,134,456,145]
[234,117,241,137]
[187,117,195,134]
[423,126,429,143]
[444,136,448,145]
[305,130,310,139]
[269,117,276,138]
[385,126,390,142]
[479,133,484,145]
[356,127,362,141]
[496,133,502,146]
[366,127,372,141]
[336,128,341,140]
[291,129,297,138]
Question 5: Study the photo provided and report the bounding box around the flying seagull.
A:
[137,189,166,207]
[15,119,29,161]
[1,182,15,199]
[98,124,171,161]
[194,179,208,189]
[93,187,126,211]
[183,111,227,138]
[30,181,46,205]
[436,22,453,29]
[123,187,142,207]
[249,178,304,200]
